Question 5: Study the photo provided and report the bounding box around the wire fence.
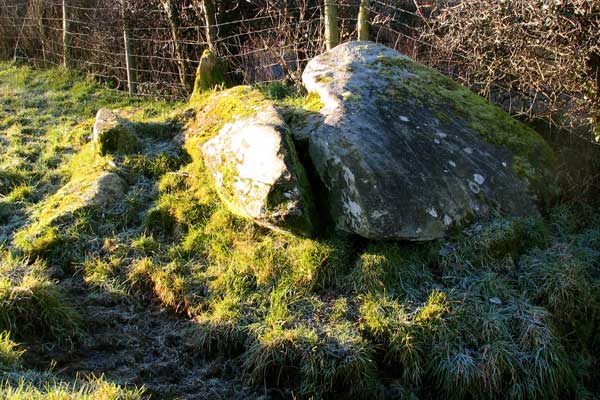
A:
[0,0,597,146]
[0,0,442,100]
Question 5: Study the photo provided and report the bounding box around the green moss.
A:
[186,86,270,158]
[315,74,334,84]
[190,49,227,102]
[279,91,324,135]
[375,56,557,202]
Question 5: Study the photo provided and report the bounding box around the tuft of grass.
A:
[188,295,248,356]
[242,324,381,399]
[518,226,600,355]
[0,374,145,400]
[0,251,82,344]
[0,331,24,370]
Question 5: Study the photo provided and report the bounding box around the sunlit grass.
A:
[0,61,599,398]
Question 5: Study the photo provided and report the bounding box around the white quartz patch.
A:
[426,207,438,218]
[473,174,485,185]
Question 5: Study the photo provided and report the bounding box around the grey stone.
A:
[93,108,140,155]
[201,104,314,236]
[301,41,552,240]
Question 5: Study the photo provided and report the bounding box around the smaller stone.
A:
[191,49,226,101]
[93,108,140,155]
[201,103,314,236]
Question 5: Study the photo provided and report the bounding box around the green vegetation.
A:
[0,251,81,343]
[0,374,145,400]
[0,61,599,399]
[0,332,24,369]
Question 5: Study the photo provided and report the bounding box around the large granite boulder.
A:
[301,42,555,240]
[200,100,314,236]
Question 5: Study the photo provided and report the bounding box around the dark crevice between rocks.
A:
[291,137,334,239]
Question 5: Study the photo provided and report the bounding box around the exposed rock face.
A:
[201,103,314,236]
[301,41,554,240]
[93,108,140,155]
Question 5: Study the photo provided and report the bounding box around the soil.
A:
[29,277,268,400]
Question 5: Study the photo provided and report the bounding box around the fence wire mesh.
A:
[0,0,597,145]
[0,0,439,99]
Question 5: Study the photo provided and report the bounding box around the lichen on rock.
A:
[187,87,315,236]
[301,41,555,240]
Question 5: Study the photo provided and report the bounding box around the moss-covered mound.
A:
[1,62,599,399]
[13,145,125,260]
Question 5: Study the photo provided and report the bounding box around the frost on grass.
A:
[0,251,81,343]
[1,62,599,399]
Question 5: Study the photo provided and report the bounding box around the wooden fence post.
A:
[202,0,218,53]
[324,0,339,50]
[357,0,370,41]
[122,1,137,95]
[62,0,71,68]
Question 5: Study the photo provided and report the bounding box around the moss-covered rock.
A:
[93,108,140,155]
[13,146,126,258]
[189,88,315,236]
[302,41,556,240]
[190,49,227,102]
